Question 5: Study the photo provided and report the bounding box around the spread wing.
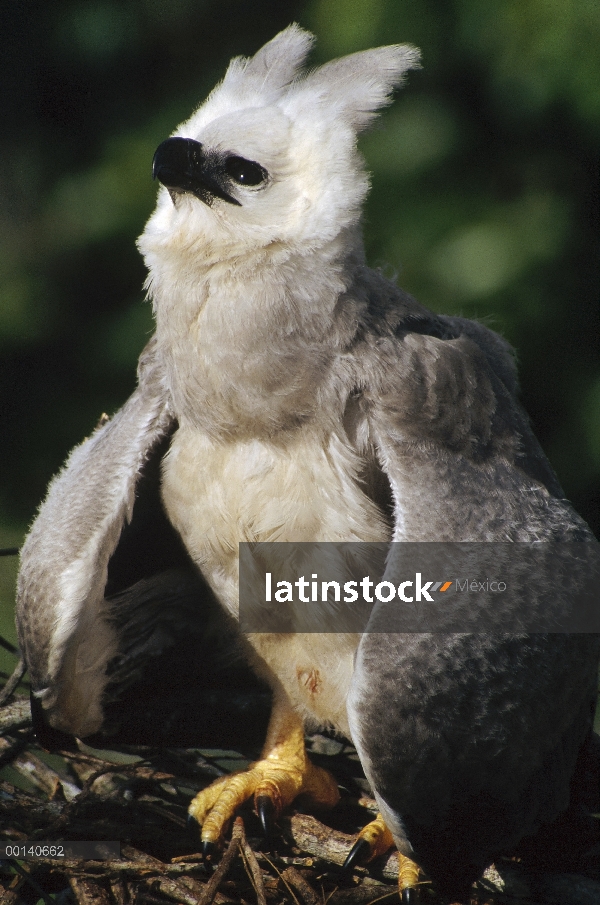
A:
[361,311,589,543]
[348,630,599,898]
[347,308,600,897]
[16,337,175,737]
[16,336,271,749]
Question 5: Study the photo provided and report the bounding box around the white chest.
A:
[161,424,391,732]
[162,426,389,595]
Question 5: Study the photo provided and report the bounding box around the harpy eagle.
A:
[16,26,600,903]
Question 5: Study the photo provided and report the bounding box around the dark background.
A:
[1,0,599,640]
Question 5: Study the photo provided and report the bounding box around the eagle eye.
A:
[225,156,268,186]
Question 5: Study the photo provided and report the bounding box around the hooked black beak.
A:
[152,137,241,207]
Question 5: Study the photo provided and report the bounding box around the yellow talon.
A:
[398,851,421,894]
[355,812,396,860]
[189,770,260,841]
[188,701,339,847]
[346,814,421,902]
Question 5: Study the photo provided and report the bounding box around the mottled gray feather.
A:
[16,337,174,735]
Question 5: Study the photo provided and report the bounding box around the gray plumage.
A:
[16,26,599,902]
[17,339,173,737]
[349,633,599,898]
[17,340,269,748]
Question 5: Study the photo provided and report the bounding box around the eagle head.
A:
[138,25,420,276]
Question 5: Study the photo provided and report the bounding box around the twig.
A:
[109,879,128,905]
[69,875,112,905]
[0,637,18,656]
[326,886,391,905]
[0,872,23,905]
[35,760,162,837]
[8,746,81,801]
[281,815,399,880]
[59,748,141,769]
[238,829,267,905]
[7,860,55,905]
[0,697,31,734]
[280,868,320,905]
[0,730,33,772]
[255,854,315,869]
[259,854,301,905]
[0,856,210,878]
[198,817,244,905]
[0,658,27,706]
[146,879,202,905]
[147,878,234,905]
[142,802,188,828]
[328,890,398,905]
[138,895,175,905]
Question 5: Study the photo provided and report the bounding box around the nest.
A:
[1,640,599,905]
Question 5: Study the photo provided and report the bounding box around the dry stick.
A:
[0,658,26,706]
[10,747,81,801]
[198,818,244,905]
[121,846,215,905]
[148,880,235,905]
[339,894,399,905]
[0,858,213,879]
[6,860,55,905]
[280,868,321,905]
[68,876,112,905]
[259,854,302,905]
[37,760,163,837]
[327,888,399,905]
[282,814,398,880]
[149,877,207,905]
[0,887,21,905]
[0,697,31,734]
[0,873,23,905]
[109,879,128,905]
[0,730,33,773]
[255,854,315,870]
[137,895,176,905]
[142,801,189,829]
[238,829,267,905]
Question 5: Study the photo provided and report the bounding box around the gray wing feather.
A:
[346,292,600,894]
[362,311,589,543]
[348,631,599,895]
[16,336,174,736]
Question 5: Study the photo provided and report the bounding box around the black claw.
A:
[201,840,216,861]
[342,837,372,875]
[256,795,276,839]
[187,812,200,832]
[400,888,418,905]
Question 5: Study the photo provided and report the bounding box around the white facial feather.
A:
[138,26,420,268]
[189,25,315,129]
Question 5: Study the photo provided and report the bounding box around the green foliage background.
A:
[1,0,599,659]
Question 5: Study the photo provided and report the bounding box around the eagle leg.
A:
[344,814,421,903]
[188,699,340,850]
